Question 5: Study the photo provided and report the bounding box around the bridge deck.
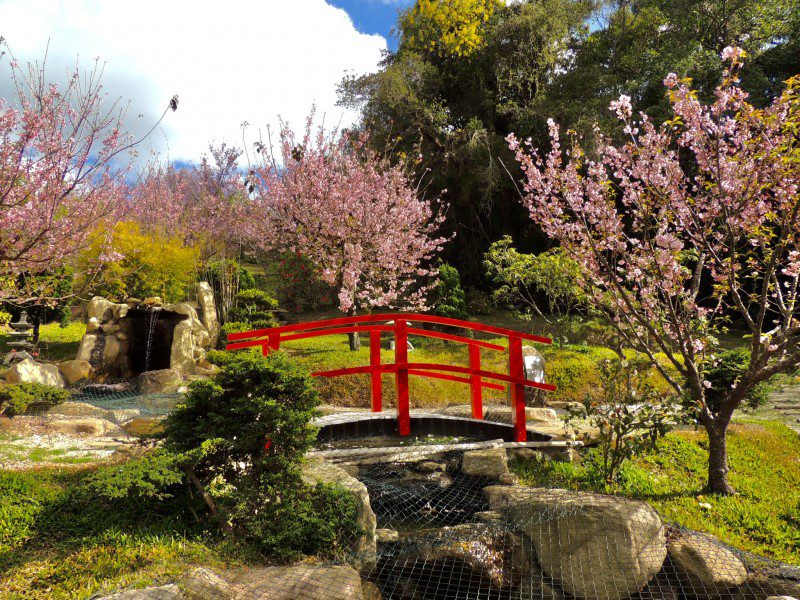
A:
[313,410,555,443]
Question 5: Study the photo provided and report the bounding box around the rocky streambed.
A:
[94,441,800,599]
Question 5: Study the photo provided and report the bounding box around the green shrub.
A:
[0,382,70,417]
[704,348,770,411]
[0,310,11,327]
[228,289,279,325]
[566,357,683,488]
[232,481,359,562]
[430,263,469,320]
[484,236,587,319]
[162,352,358,560]
[0,385,34,417]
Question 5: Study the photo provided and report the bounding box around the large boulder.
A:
[301,458,377,558]
[57,359,93,386]
[137,369,182,394]
[45,417,125,437]
[485,485,667,600]
[45,401,139,427]
[170,320,196,374]
[461,447,511,480]
[667,531,747,598]
[5,358,65,388]
[228,565,363,600]
[97,585,183,599]
[76,332,99,363]
[87,296,115,321]
[182,567,232,599]
[47,401,112,420]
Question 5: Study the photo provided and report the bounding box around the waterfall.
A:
[143,308,161,373]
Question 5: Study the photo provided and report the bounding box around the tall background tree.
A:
[340,0,799,284]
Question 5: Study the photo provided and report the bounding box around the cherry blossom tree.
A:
[0,40,176,305]
[509,49,800,494]
[127,144,249,319]
[251,117,448,350]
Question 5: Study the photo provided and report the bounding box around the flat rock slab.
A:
[227,565,363,600]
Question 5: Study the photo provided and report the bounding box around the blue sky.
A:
[328,0,411,50]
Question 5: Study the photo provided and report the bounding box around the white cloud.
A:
[0,0,386,165]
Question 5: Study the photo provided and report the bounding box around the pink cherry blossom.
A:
[509,49,800,494]
[248,114,447,317]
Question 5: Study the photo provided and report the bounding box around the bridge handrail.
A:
[225,312,555,442]
[226,312,552,344]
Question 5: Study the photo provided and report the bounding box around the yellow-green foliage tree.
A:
[401,0,503,57]
[79,222,200,303]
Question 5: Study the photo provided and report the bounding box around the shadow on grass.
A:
[0,469,238,586]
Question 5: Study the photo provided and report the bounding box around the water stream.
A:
[142,308,160,373]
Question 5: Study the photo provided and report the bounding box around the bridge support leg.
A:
[370,330,382,413]
[508,335,527,442]
[262,334,280,356]
[469,344,483,420]
[395,319,410,436]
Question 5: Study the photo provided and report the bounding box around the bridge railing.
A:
[226,313,556,442]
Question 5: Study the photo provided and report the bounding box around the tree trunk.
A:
[347,306,361,351]
[706,421,735,495]
[348,323,361,351]
[31,312,41,346]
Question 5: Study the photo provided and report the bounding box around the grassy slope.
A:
[512,421,800,565]
[0,468,251,600]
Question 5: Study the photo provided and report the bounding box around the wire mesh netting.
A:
[86,413,799,600]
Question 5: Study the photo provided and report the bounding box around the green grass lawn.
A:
[512,420,800,565]
[0,323,86,364]
[0,468,253,600]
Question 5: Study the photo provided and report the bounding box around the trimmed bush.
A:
[430,263,468,320]
[0,382,70,417]
[228,288,280,326]
[162,351,359,560]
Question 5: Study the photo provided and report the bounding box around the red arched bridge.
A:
[226,314,556,442]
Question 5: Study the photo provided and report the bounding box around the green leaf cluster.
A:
[484,236,586,319]
[227,289,279,329]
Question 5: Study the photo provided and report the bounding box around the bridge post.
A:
[262,334,280,356]
[508,335,527,442]
[395,319,411,436]
[369,329,382,413]
[469,344,483,420]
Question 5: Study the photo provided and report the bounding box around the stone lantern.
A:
[4,311,35,364]
[8,311,34,351]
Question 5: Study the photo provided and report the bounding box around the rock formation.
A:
[75,283,219,383]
